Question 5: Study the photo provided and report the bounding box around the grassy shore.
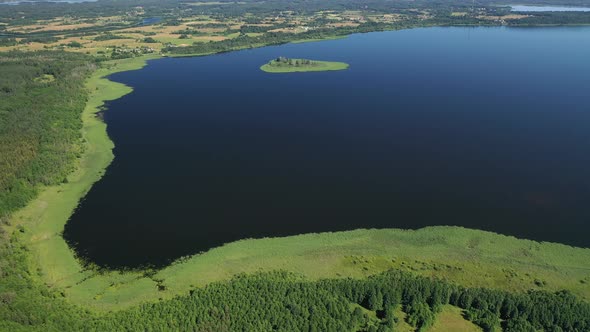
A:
[290,35,349,44]
[261,58,349,73]
[8,53,590,314]
[11,54,164,309]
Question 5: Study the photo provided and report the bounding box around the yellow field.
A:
[6,16,128,33]
[0,14,243,54]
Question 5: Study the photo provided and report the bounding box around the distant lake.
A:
[511,5,590,12]
[141,17,162,26]
[64,27,590,268]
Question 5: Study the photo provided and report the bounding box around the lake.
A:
[64,27,590,268]
[141,17,162,26]
[511,5,590,12]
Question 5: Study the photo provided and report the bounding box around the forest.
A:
[0,51,93,216]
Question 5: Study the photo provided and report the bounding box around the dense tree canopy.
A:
[0,51,93,216]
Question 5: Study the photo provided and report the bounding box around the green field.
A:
[429,306,482,332]
[261,58,349,73]
[8,55,590,314]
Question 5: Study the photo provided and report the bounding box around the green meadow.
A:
[429,306,482,332]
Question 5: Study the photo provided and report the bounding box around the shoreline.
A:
[12,54,162,309]
[7,29,590,312]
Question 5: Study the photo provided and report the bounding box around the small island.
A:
[260,57,349,73]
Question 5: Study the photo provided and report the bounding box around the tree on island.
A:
[274,57,314,66]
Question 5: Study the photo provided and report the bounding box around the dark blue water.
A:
[64,27,590,268]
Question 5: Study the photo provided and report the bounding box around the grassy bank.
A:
[290,35,349,44]
[10,54,164,309]
[156,226,590,301]
[261,58,349,73]
[7,53,590,314]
